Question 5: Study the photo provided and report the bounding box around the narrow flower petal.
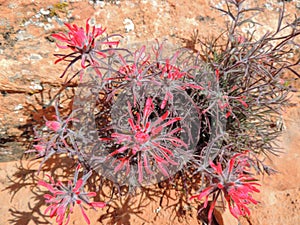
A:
[209,161,223,175]
[38,180,55,192]
[89,201,106,208]
[80,206,91,225]
[208,200,216,223]
[190,186,214,201]
[46,121,61,132]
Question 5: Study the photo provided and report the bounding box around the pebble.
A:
[16,30,34,41]
[29,81,43,90]
[23,19,33,27]
[286,52,294,59]
[44,23,54,30]
[123,18,135,32]
[30,53,43,61]
[21,70,30,75]
[14,104,23,111]
[54,17,66,26]
[264,3,273,10]
[35,13,41,19]
[40,8,50,16]
[92,0,106,8]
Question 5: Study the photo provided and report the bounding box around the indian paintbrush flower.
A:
[39,164,106,225]
[190,152,260,224]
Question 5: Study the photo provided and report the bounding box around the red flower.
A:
[39,164,106,225]
[44,114,77,133]
[156,56,203,109]
[52,18,120,79]
[118,46,150,79]
[105,97,186,183]
[104,46,152,106]
[160,58,186,80]
[46,120,61,132]
[215,69,220,80]
[190,152,260,224]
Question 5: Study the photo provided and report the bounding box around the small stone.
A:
[54,17,65,26]
[23,19,33,27]
[264,3,273,10]
[123,18,135,33]
[29,81,43,90]
[40,8,50,15]
[30,53,43,61]
[286,52,294,59]
[14,104,23,111]
[154,206,161,213]
[35,13,41,19]
[44,23,55,30]
[36,22,44,27]
[67,12,73,19]
[93,0,105,8]
[21,70,30,75]
[16,30,34,41]
[278,2,283,6]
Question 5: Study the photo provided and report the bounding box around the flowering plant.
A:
[104,97,186,183]
[190,152,260,223]
[38,165,106,225]
[52,18,120,80]
[26,1,300,224]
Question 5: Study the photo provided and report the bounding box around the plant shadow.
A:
[3,151,209,225]
[95,170,202,225]
[2,156,78,225]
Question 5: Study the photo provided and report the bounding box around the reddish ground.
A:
[0,1,299,225]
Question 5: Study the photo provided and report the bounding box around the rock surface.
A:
[0,0,299,224]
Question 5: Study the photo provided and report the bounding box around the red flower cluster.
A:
[190,152,260,224]
[105,97,186,183]
[52,18,119,79]
[39,165,106,225]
